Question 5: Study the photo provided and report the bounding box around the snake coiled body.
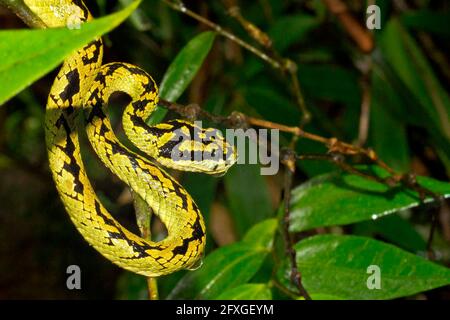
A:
[22,0,236,276]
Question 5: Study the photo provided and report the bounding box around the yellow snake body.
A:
[22,0,236,276]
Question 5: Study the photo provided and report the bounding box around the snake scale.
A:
[19,0,237,276]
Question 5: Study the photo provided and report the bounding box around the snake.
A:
[16,0,237,276]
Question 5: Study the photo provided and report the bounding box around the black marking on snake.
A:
[171,215,204,257]
[59,69,80,104]
[158,133,187,159]
[93,199,160,259]
[125,66,149,77]
[158,131,223,163]
[49,93,60,105]
[126,66,156,91]
[143,121,182,138]
[168,180,190,213]
[103,63,125,76]
[156,122,218,159]
[55,114,84,194]
[128,113,148,130]
[132,97,155,112]
[81,39,102,65]
[86,88,105,116]
[94,72,107,87]
[86,101,107,124]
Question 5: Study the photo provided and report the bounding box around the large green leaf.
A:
[289,166,450,232]
[278,235,450,300]
[215,284,272,300]
[0,0,141,105]
[148,31,216,124]
[167,219,277,299]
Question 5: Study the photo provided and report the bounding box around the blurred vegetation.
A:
[0,0,450,299]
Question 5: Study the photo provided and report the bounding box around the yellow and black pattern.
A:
[22,0,236,276]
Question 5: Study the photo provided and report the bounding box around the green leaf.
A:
[372,57,450,170]
[167,219,277,300]
[115,273,148,300]
[224,163,274,237]
[0,0,141,105]
[369,70,410,172]
[182,173,218,226]
[148,31,216,124]
[353,214,427,253]
[289,166,450,232]
[215,284,272,300]
[379,19,450,149]
[240,85,300,126]
[298,293,343,300]
[242,218,277,249]
[297,64,361,138]
[118,0,152,31]
[297,64,361,109]
[402,10,450,37]
[278,235,450,300]
[268,14,318,53]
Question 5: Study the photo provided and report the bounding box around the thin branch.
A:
[0,0,46,28]
[162,0,281,69]
[280,149,311,300]
[133,193,159,300]
[322,0,374,53]
[160,98,444,203]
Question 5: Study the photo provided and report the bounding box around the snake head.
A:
[156,120,238,175]
[192,127,238,176]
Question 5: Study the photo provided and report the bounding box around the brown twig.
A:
[0,0,46,28]
[280,149,311,300]
[355,54,373,147]
[161,97,444,202]
[322,0,374,53]
[439,201,450,243]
